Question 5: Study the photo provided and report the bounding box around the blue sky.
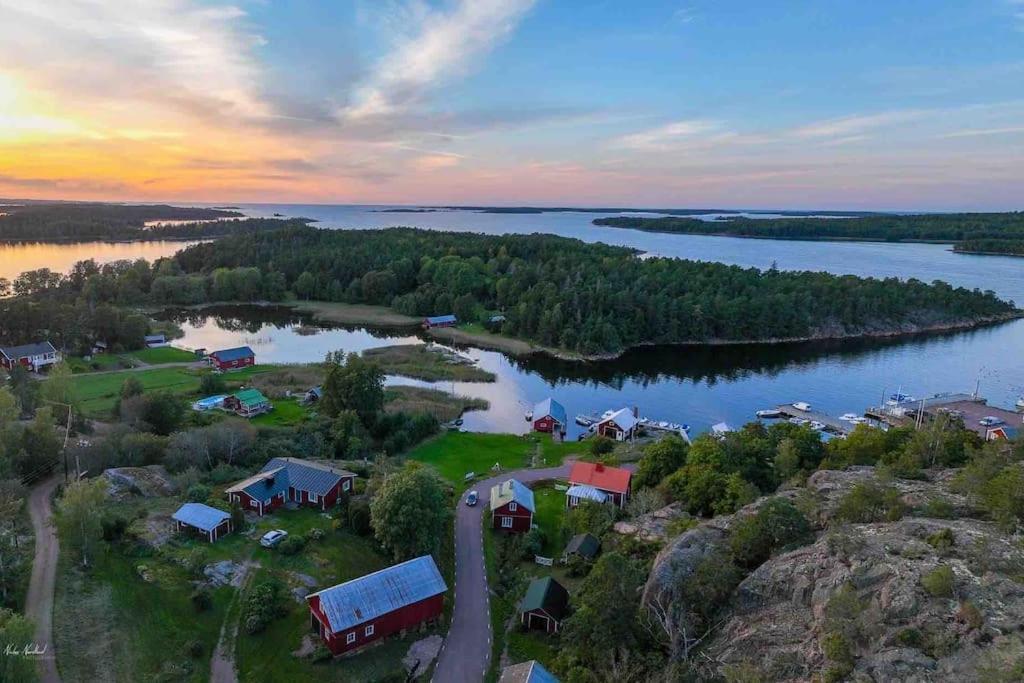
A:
[0,0,1022,209]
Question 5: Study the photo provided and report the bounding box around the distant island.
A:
[374,208,445,213]
[433,205,880,216]
[593,212,1024,255]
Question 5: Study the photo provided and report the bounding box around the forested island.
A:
[0,203,249,241]
[437,206,878,216]
[954,239,1024,257]
[594,212,1024,252]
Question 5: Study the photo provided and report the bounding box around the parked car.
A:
[466,491,479,507]
[979,416,1005,427]
[260,529,288,547]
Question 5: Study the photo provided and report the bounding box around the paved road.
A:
[434,461,636,683]
[25,475,62,683]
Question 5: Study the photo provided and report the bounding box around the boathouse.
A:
[208,345,255,371]
[595,407,638,441]
[532,398,567,434]
[423,314,457,329]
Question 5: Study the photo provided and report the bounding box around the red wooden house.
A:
[0,341,61,372]
[307,555,447,656]
[225,457,356,516]
[490,479,535,533]
[520,576,569,633]
[208,345,255,371]
[531,398,567,435]
[567,461,631,508]
[595,407,639,441]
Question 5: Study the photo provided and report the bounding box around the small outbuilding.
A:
[499,660,560,683]
[208,345,255,371]
[520,577,569,634]
[223,388,271,417]
[172,503,232,543]
[595,407,638,441]
[144,334,168,348]
[531,398,567,435]
[423,314,457,329]
[304,386,323,404]
[562,533,601,562]
[491,479,535,533]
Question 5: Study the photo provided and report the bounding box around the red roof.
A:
[568,461,631,494]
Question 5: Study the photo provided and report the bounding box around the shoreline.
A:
[952,248,1024,258]
[591,222,961,247]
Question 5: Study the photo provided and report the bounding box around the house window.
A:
[365,624,375,637]
[342,480,351,491]
[346,632,356,645]
[509,502,518,512]
[570,496,578,506]
[502,516,513,529]
[309,492,319,503]
[249,499,257,508]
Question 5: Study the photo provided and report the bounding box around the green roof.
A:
[520,576,569,620]
[233,388,268,408]
[564,533,600,559]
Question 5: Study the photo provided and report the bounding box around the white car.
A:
[979,416,1005,427]
[259,529,288,548]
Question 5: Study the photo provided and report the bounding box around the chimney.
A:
[595,463,604,472]
[632,405,639,418]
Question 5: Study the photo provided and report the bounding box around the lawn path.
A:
[25,475,62,683]
[210,559,258,683]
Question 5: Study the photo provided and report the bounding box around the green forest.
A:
[594,212,1024,248]
[169,226,1015,354]
[0,203,252,241]
[954,239,1024,257]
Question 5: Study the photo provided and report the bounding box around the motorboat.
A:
[792,402,812,412]
[789,417,810,426]
[850,416,868,424]
[756,409,783,419]
[575,414,595,427]
[1017,396,1024,410]
[658,421,669,428]
[809,421,826,431]
[525,411,533,422]
[886,393,914,406]
[840,413,860,421]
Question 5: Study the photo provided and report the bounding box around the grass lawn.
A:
[407,432,535,488]
[531,487,568,558]
[250,398,310,428]
[130,346,197,364]
[364,344,495,382]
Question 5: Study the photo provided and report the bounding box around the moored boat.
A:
[756,409,783,418]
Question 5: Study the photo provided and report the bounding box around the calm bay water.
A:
[3,204,1022,435]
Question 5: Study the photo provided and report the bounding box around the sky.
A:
[0,0,1022,210]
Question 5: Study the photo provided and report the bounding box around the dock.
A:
[867,392,1022,440]
[774,404,852,435]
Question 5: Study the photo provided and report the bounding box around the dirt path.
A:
[210,560,258,683]
[25,475,62,683]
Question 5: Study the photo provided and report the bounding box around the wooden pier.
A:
[774,404,852,435]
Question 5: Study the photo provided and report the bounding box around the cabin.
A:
[423,314,457,329]
[595,407,638,441]
[499,660,560,683]
[307,555,447,656]
[304,386,323,404]
[144,334,168,348]
[562,533,600,562]
[0,341,61,372]
[223,388,271,418]
[208,345,255,371]
[490,479,535,533]
[567,461,631,508]
[172,503,232,543]
[226,457,357,516]
[532,398,567,435]
[520,577,569,634]
[91,340,108,355]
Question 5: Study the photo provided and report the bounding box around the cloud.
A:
[342,0,537,121]
[612,119,722,149]
[939,126,1024,139]
[789,111,927,139]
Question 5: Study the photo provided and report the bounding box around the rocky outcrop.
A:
[103,465,178,500]
[642,467,1024,682]
[614,502,689,541]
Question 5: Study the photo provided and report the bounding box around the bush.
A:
[278,535,307,556]
[896,628,923,648]
[926,528,955,551]
[589,436,615,456]
[191,586,213,612]
[306,527,325,543]
[834,481,905,523]
[729,498,811,569]
[185,639,204,658]
[957,600,983,630]
[183,548,208,577]
[922,565,955,597]
[186,483,211,503]
[309,643,331,663]
[564,553,592,578]
[921,499,955,519]
[242,578,287,634]
[101,514,129,542]
[199,372,227,396]
[520,528,545,560]
[348,497,372,535]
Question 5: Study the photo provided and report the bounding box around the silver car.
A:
[259,529,288,547]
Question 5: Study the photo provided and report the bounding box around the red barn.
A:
[490,479,535,533]
[568,461,631,508]
[226,457,356,516]
[208,345,255,371]
[423,314,457,329]
[531,398,567,435]
[520,576,569,634]
[307,555,447,656]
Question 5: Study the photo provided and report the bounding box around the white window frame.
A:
[364,624,375,637]
[249,499,258,508]
[509,502,518,512]
[570,496,578,506]
[309,492,319,503]
[342,479,351,491]
[502,516,513,529]
[346,632,356,645]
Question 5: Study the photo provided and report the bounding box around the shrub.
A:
[564,553,592,578]
[730,498,811,569]
[242,578,287,634]
[278,535,307,556]
[520,528,545,560]
[306,527,325,543]
[921,498,955,519]
[825,583,865,642]
[186,483,211,503]
[185,639,204,658]
[309,643,331,663]
[957,600,983,630]
[101,514,129,542]
[834,481,905,524]
[896,628,923,648]
[191,586,213,612]
[926,528,955,551]
[589,436,615,456]
[348,497,372,535]
[199,372,227,396]
[183,548,208,577]
[922,565,955,598]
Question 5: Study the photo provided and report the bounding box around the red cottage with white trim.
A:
[208,345,255,371]
[568,461,632,508]
[490,479,535,534]
[225,457,356,517]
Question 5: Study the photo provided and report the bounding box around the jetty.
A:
[774,404,852,435]
[867,392,1022,440]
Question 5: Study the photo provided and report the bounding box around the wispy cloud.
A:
[789,110,927,139]
[343,0,537,121]
[940,126,1024,139]
[612,119,722,149]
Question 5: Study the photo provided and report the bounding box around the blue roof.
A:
[425,314,457,325]
[533,398,567,427]
[309,555,447,632]
[172,503,230,532]
[211,346,254,361]
[491,478,536,513]
[262,457,353,496]
[499,660,560,683]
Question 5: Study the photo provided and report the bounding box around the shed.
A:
[144,334,168,348]
[172,503,232,543]
[304,386,323,403]
[307,555,447,655]
[595,407,638,441]
[208,345,255,371]
[520,577,569,633]
[223,388,271,417]
[532,398,567,434]
[499,660,560,683]
[490,479,535,533]
[563,533,600,561]
[423,314,457,329]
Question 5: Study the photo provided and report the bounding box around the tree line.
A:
[0,203,244,241]
[954,239,1024,257]
[172,226,1015,354]
[594,212,1024,247]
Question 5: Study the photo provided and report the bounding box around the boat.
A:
[454,418,464,426]
[840,413,860,421]
[792,402,812,412]
[575,414,595,427]
[1017,397,1024,410]
[886,393,914,406]
[850,416,868,424]
[524,411,533,422]
[658,421,669,428]
[756,409,783,419]
[789,417,810,426]
[601,409,616,420]
[809,421,826,431]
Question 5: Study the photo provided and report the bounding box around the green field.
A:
[67,346,197,373]
[250,398,310,428]
[130,346,197,364]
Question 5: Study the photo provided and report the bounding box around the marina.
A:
[867,392,1023,440]
[769,402,854,435]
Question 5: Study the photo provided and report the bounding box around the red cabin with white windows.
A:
[225,457,356,516]
[208,345,255,371]
[567,461,632,508]
[490,479,535,533]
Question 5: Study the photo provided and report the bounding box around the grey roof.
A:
[308,555,447,633]
[307,386,323,399]
[565,533,600,559]
[599,407,637,432]
[211,345,254,361]
[533,398,567,427]
[144,334,166,342]
[261,457,355,496]
[172,503,230,532]
[0,341,57,359]
[425,314,457,325]
[490,479,535,513]
[225,466,288,499]
[499,660,560,683]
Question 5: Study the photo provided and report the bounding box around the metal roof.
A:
[211,346,254,361]
[533,398,567,427]
[490,479,535,513]
[565,533,600,559]
[425,314,457,325]
[0,341,57,359]
[308,555,447,633]
[225,466,288,499]
[598,407,637,432]
[565,484,608,503]
[172,503,230,532]
[233,388,269,408]
[261,457,355,496]
[499,660,560,683]
[520,576,569,619]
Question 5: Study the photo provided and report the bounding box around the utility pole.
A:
[39,398,73,481]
